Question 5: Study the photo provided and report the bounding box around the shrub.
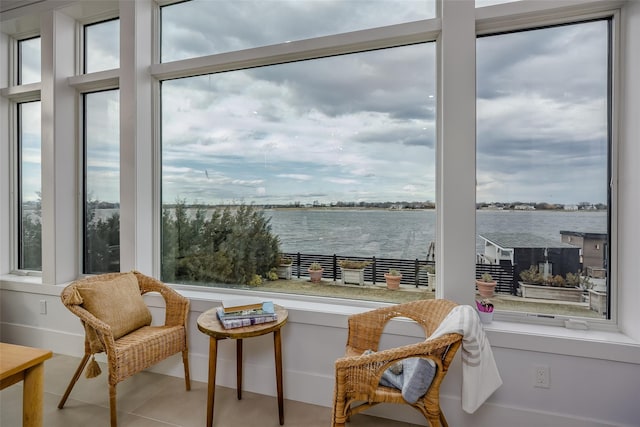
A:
[309,262,323,271]
[519,265,544,284]
[548,274,566,287]
[278,255,293,265]
[162,201,281,285]
[480,272,494,283]
[565,272,581,287]
[338,259,371,269]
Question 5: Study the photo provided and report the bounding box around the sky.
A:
[19,0,609,207]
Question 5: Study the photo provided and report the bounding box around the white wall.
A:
[1,282,639,427]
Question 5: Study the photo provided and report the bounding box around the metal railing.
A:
[475,263,516,294]
[282,252,434,287]
[283,252,515,293]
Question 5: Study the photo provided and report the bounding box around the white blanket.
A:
[430,304,502,413]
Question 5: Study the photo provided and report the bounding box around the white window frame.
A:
[151,0,621,330]
[80,15,120,75]
[1,0,637,348]
[4,31,42,276]
[474,9,620,328]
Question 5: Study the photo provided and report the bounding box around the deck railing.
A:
[282,252,515,293]
[282,252,434,287]
[475,263,516,294]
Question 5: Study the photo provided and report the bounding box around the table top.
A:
[197,305,288,339]
[0,343,52,380]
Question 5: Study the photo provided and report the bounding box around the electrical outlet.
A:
[39,300,47,315]
[533,365,550,388]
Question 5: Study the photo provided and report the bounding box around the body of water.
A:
[266,209,607,260]
[91,207,607,260]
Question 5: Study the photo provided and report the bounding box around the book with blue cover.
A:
[216,306,277,329]
[219,301,275,318]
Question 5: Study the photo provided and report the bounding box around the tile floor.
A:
[0,354,421,427]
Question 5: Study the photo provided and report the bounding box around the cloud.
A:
[71,6,608,207]
[475,20,608,204]
[160,42,438,204]
[85,19,119,72]
[277,174,313,181]
[160,0,432,62]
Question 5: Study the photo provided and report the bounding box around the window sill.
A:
[171,283,640,365]
[2,275,638,365]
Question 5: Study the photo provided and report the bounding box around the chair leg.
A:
[182,349,191,391]
[58,353,91,409]
[109,383,117,427]
[439,410,449,427]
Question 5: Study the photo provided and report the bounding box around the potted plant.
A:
[424,265,436,291]
[384,269,402,290]
[476,272,497,298]
[476,298,494,324]
[518,265,584,302]
[308,262,324,283]
[276,255,293,280]
[338,259,371,286]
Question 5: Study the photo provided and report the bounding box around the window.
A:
[17,101,42,271]
[476,20,611,319]
[18,36,40,85]
[160,0,435,62]
[83,90,120,274]
[160,42,436,300]
[84,18,119,73]
[2,0,628,331]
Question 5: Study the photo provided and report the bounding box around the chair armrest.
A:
[134,271,190,327]
[65,302,117,354]
[65,302,112,336]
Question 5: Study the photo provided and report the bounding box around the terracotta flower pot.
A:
[384,273,402,290]
[309,268,324,283]
[476,280,497,298]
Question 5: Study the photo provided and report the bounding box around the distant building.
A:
[478,233,580,280]
[514,204,535,210]
[560,230,607,272]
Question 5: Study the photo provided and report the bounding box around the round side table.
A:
[197,305,288,427]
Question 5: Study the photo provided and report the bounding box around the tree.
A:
[162,201,281,286]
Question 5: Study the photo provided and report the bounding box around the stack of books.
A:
[216,298,277,329]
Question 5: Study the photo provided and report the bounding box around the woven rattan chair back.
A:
[332,299,462,427]
[57,271,191,427]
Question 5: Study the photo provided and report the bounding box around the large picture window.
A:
[475,19,611,319]
[18,101,42,271]
[161,42,437,300]
[83,90,120,274]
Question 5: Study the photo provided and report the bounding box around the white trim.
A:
[0,82,41,100]
[475,0,624,34]
[67,68,119,92]
[151,19,441,80]
[609,9,621,328]
[437,0,477,305]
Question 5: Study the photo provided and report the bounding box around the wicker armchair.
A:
[57,271,191,427]
[332,299,462,427]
